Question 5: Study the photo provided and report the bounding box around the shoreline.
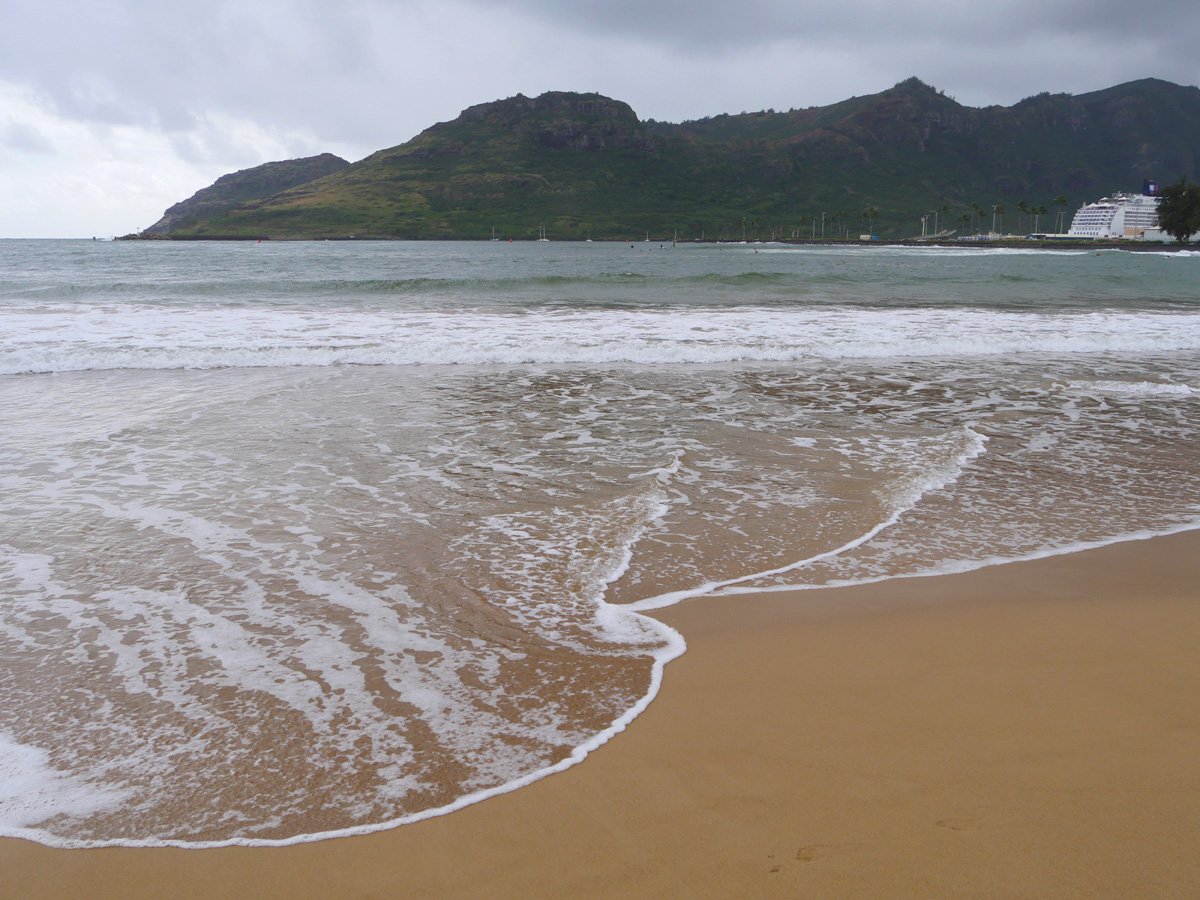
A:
[111,233,1197,251]
[3,529,1198,898]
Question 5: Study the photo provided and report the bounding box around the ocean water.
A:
[1,239,1198,847]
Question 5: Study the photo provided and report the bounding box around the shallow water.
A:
[1,240,1198,846]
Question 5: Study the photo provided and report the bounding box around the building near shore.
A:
[1067,180,1162,239]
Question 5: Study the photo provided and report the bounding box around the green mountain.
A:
[143,153,350,234]
[149,78,1200,240]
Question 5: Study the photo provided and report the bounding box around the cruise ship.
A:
[1067,180,1161,239]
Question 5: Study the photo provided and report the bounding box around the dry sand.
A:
[3,531,1199,899]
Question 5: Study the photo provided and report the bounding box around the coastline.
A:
[3,529,1198,899]
[112,233,1197,251]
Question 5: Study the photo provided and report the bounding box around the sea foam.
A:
[0,735,130,833]
[4,306,1200,374]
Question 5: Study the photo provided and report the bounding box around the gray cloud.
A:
[4,0,1198,150]
[0,121,55,155]
[446,0,1200,119]
[0,2,394,143]
[455,0,1200,58]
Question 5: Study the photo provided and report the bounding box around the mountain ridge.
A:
[143,153,350,234]
[139,77,1200,240]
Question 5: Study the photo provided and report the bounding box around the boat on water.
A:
[536,224,549,242]
[1068,180,1162,239]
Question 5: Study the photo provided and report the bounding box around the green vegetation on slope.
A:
[143,153,350,234]
[154,78,1200,240]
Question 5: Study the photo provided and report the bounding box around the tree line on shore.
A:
[720,179,1200,243]
[700,197,1069,242]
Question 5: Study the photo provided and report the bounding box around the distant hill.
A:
[143,78,1200,240]
[143,153,350,234]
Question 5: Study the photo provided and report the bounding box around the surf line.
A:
[625,426,990,613]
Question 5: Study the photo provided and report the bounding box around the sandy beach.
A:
[3,529,1198,899]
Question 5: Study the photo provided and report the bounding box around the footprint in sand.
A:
[935,806,992,831]
[794,843,864,863]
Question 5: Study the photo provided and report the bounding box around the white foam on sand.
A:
[0,735,130,837]
[5,354,1200,849]
[1067,379,1195,396]
[716,519,1200,599]
[628,426,990,613]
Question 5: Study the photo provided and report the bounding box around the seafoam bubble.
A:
[0,735,130,834]
[1067,380,1195,397]
[878,426,989,514]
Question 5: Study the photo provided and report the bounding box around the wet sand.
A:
[3,530,1199,899]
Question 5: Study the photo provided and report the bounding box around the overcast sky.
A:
[1,0,1197,238]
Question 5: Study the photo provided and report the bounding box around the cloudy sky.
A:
[1,0,1197,238]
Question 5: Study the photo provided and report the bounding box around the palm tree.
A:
[1016,200,1028,233]
[1053,195,1069,234]
[1032,205,1047,232]
[992,204,1007,235]
[971,202,984,233]
[864,206,879,237]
